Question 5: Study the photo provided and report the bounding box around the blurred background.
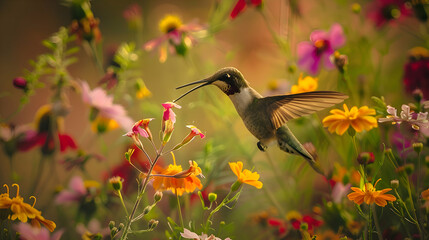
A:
[0,0,428,239]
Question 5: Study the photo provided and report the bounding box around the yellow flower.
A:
[91,116,119,133]
[347,179,396,207]
[322,104,378,135]
[152,161,203,196]
[229,161,263,189]
[159,14,182,33]
[0,184,56,232]
[290,74,318,94]
[135,79,152,99]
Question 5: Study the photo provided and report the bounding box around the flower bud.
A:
[109,221,115,230]
[13,77,28,90]
[143,205,152,215]
[425,156,429,168]
[357,152,375,165]
[154,191,163,203]
[300,222,309,231]
[331,51,348,73]
[413,142,423,154]
[148,219,159,229]
[412,89,423,103]
[208,193,217,202]
[231,180,242,192]
[109,176,123,191]
[390,179,399,189]
[118,223,124,231]
[404,164,415,175]
[110,227,118,235]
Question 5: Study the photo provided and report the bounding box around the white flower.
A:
[378,104,429,130]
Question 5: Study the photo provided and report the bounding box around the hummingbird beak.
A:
[174,78,213,102]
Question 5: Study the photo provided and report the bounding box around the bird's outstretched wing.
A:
[260,91,348,129]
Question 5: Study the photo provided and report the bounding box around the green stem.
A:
[117,190,129,218]
[371,204,383,240]
[368,205,373,240]
[176,193,184,228]
[204,190,233,232]
[120,145,165,240]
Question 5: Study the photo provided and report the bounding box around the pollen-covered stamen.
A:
[3,184,9,196]
[159,15,183,34]
[314,39,329,55]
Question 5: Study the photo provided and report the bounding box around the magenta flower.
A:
[230,0,263,19]
[14,223,63,240]
[297,23,346,75]
[55,176,87,204]
[367,0,411,28]
[80,81,134,131]
[162,102,181,123]
[403,47,429,97]
[131,119,154,138]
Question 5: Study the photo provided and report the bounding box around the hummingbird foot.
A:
[257,141,267,152]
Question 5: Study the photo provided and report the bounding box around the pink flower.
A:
[162,102,181,123]
[230,0,263,19]
[172,125,205,150]
[367,0,411,28]
[14,222,63,240]
[181,228,231,240]
[131,118,153,139]
[55,176,87,204]
[332,182,352,203]
[80,81,134,131]
[297,23,346,75]
[76,219,110,238]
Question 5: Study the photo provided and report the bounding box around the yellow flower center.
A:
[159,15,183,34]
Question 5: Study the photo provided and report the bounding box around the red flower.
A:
[367,0,411,28]
[18,131,77,154]
[403,47,429,97]
[267,218,287,237]
[230,0,263,19]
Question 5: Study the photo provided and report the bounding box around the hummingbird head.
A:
[174,67,249,102]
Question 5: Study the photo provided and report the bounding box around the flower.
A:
[172,125,205,150]
[267,218,288,237]
[68,0,102,43]
[17,105,77,154]
[14,222,63,240]
[123,3,143,30]
[378,104,429,130]
[322,104,378,135]
[181,228,231,240]
[229,161,263,189]
[161,102,181,143]
[367,0,412,28]
[297,23,346,75]
[0,184,56,232]
[290,74,318,94]
[80,81,134,131]
[143,14,205,62]
[331,182,352,203]
[402,47,429,97]
[230,0,263,19]
[55,176,100,205]
[152,160,203,196]
[286,211,322,232]
[135,78,152,99]
[130,118,153,139]
[347,179,396,207]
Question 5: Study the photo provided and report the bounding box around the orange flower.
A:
[0,184,56,232]
[152,161,203,196]
[347,179,396,207]
[229,161,262,189]
[322,104,378,135]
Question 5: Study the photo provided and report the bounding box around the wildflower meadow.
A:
[1,0,429,239]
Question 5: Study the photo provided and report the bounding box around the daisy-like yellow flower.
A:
[91,116,119,133]
[290,74,318,94]
[152,160,203,196]
[322,104,378,135]
[347,179,396,207]
[0,184,56,232]
[229,161,263,189]
[159,14,183,34]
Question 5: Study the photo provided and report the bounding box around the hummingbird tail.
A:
[276,126,326,176]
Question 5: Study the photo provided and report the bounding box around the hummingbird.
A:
[174,67,348,175]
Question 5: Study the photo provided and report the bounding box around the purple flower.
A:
[14,223,63,240]
[80,81,134,131]
[297,23,346,75]
[367,0,411,28]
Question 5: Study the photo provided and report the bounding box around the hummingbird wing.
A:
[261,91,348,129]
